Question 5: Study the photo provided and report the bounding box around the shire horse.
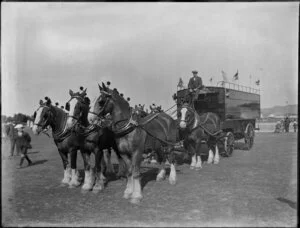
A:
[178,102,221,170]
[66,88,126,192]
[32,96,83,187]
[90,82,178,204]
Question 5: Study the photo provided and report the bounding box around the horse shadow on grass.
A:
[27,150,40,155]
[276,197,297,210]
[30,159,48,166]
[234,142,252,151]
[77,165,126,186]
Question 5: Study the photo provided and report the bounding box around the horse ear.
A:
[102,82,107,91]
[46,98,51,106]
[69,89,74,96]
[98,83,102,91]
[81,88,87,97]
[39,100,43,105]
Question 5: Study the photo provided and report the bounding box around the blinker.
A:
[65,102,70,111]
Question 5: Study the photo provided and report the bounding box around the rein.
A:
[181,105,222,138]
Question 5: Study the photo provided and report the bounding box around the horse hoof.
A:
[92,184,104,193]
[190,166,195,170]
[169,179,177,185]
[195,166,202,171]
[61,178,71,185]
[123,192,132,199]
[70,181,81,187]
[156,176,165,182]
[130,198,141,204]
[82,184,93,191]
[213,161,219,165]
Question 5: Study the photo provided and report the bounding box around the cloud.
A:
[1,2,298,116]
[36,28,103,63]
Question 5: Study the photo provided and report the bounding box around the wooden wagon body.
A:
[175,81,261,155]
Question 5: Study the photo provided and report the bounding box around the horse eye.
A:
[99,100,105,107]
[65,102,70,111]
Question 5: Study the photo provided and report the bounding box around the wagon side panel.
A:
[224,89,260,120]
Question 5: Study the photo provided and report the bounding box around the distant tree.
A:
[1,115,7,123]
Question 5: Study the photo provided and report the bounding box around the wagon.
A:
[174,81,261,156]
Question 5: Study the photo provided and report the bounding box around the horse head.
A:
[178,102,195,129]
[65,87,90,127]
[32,97,53,135]
[90,82,130,123]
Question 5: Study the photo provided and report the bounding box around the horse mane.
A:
[110,88,131,112]
[50,105,68,134]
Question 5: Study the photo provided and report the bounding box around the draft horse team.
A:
[32,82,222,204]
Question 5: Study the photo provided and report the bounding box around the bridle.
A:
[178,104,196,127]
[89,90,111,118]
[66,95,89,121]
[33,105,53,130]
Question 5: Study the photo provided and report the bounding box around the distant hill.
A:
[261,104,298,117]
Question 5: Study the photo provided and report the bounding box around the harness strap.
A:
[138,125,177,147]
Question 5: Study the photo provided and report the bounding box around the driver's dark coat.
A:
[188,76,203,90]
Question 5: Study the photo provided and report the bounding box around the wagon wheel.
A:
[224,132,234,157]
[244,123,255,150]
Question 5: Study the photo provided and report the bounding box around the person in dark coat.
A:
[14,124,33,168]
[6,122,18,157]
[188,70,203,102]
[284,116,291,133]
[292,119,298,132]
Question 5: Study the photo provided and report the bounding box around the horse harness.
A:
[181,105,223,139]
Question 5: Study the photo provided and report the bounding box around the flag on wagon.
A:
[255,79,260,86]
[221,70,228,82]
[233,70,239,81]
[177,77,184,89]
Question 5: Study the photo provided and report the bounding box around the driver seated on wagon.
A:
[188,70,205,101]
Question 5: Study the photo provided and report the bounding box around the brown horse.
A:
[178,102,221,170]
[89,82,178,204]
[66,88,126,192]
[32,97,83,187]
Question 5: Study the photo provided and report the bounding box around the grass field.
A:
[2,128,297,227]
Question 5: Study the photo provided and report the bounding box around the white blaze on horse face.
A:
[68,98,78,117]
[88,97,98,123]
[179,107,188,129]
[66,98,78,127]
[32,107,44,135]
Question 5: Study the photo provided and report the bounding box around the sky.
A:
[1,2,299,116]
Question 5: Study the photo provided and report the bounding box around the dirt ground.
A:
[1,128,297,227]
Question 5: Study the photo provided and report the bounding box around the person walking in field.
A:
[6,122,18,157]
[14,124,33,168]
[284,116,291,133]
[292,119,298,132]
